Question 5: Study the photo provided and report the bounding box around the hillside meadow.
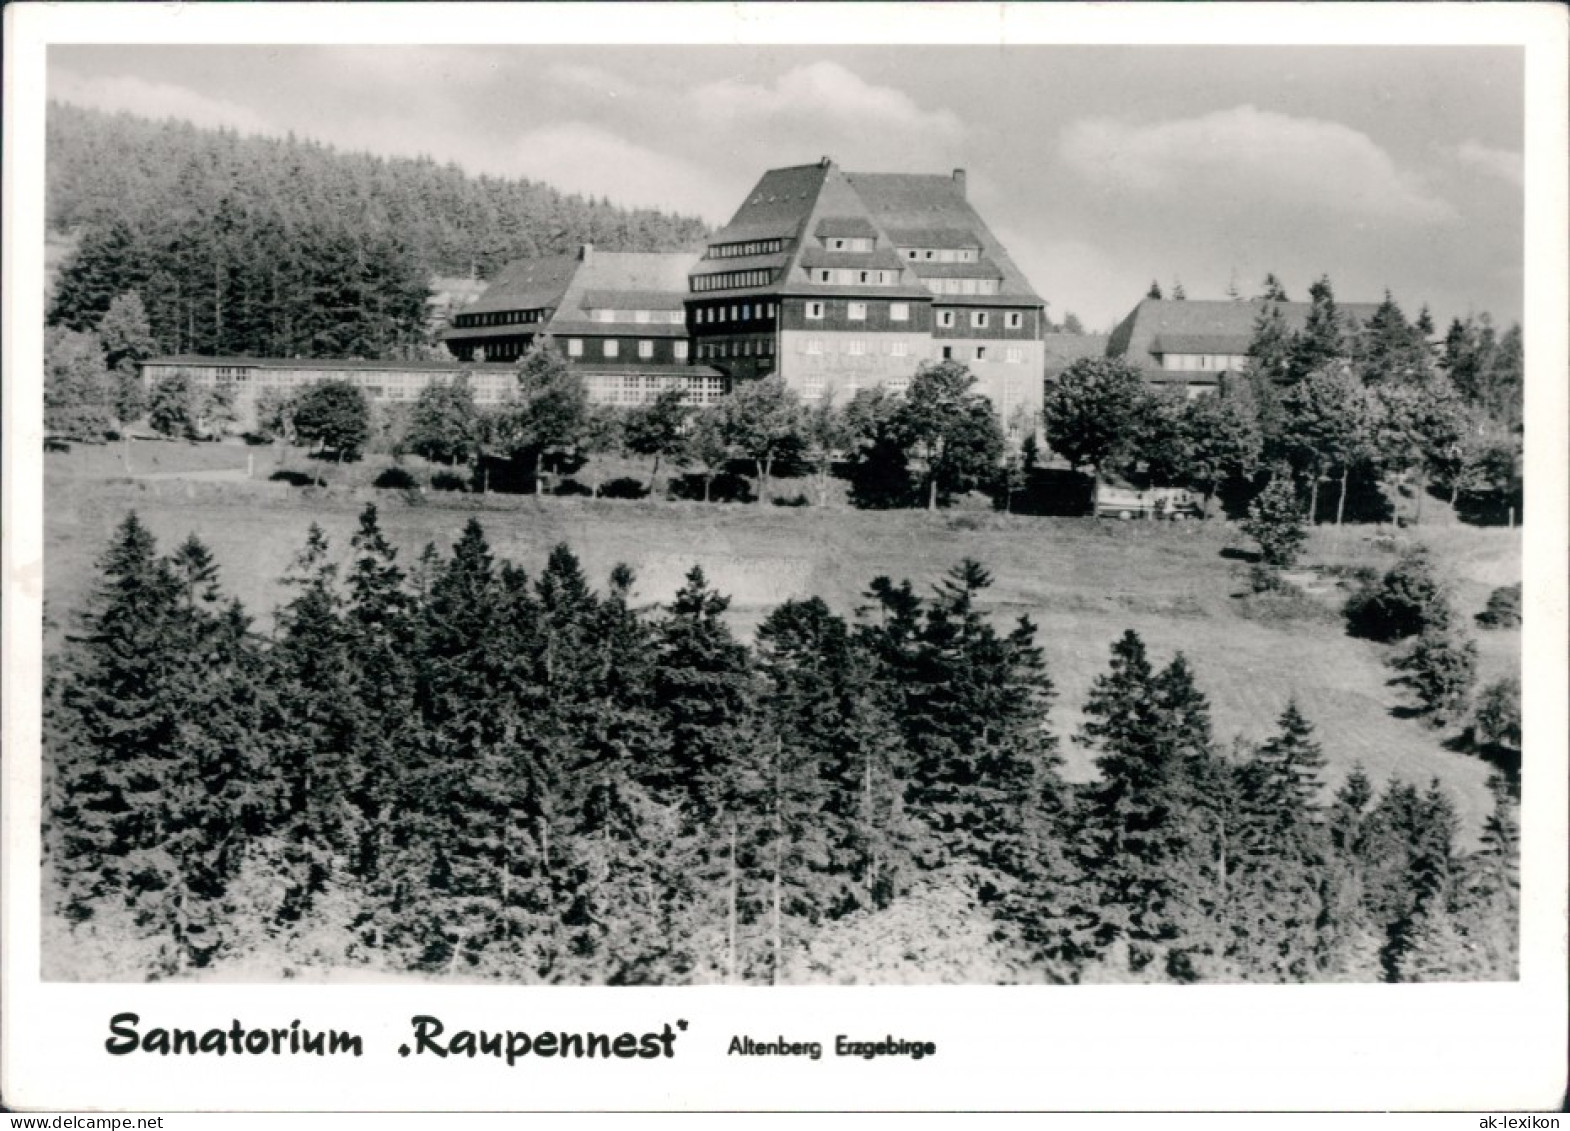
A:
[37,441,1520,844]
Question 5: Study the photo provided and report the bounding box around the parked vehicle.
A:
[1093,482,1203,520]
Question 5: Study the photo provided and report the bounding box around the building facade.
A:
[684,158,1049,434]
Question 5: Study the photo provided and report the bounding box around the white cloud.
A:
[1059,105,1454,224]
[50,70,276,136]
[693,61,962,142]
[504,124,735,220]
[1450,140,1523,187]
[543,60,964,176]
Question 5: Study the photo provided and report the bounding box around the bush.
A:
[1473,676,1521,750]
[1345,545,1450,642]
[771,493,810,508]
[374,467,419,491]
[1394,622,1478,726]
[430,470,469,492]
[1241,471,1306,568]
[600,477,649,500]
[1476,583,1522,629]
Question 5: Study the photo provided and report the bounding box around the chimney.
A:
[952,168,967,198]
[580,243,594,262]
[820,155,833,168]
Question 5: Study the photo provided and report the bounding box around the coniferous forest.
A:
[43,507,1520,984]
[45,104,710,359]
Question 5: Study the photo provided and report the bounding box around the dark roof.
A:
[814,216,880,239]
[906,258,1006,280]
[884,226,979,249]
[1150,333,1251,354]
[578,289,686,311]
[1108,298,1386,371]
[707,163,829,246]
[797,247,907,271]
[844,171,1042,305]
[690,161,1046,310]
[466,256,579,316]
[545,321,688,339]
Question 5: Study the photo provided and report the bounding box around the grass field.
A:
[40,440,1522,843]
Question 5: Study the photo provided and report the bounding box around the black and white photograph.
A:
[3,2,1565,1113]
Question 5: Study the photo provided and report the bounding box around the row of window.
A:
[586,374,725,406]
[802,373,911,397]
[799,338,911,358]
[924,278,1002,296]
[804,300,909,322]
[692,268,774,292]
[455,309,542,328]
[901,247,979,263]
[696,339,775,360]
[566,339,690,360]
[793,339,1027,364]
[812,268,899,286]
[824,236,874,252]
[589,309,685,325]
[695,302,779,324]
[707,238,785,260]
[937,309,1025,330]
[1161,353,1248,372]
[801,303,1025,330]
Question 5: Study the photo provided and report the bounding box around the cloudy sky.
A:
[49,43,1524,332]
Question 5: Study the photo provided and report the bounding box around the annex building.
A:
[1105,297,1383,397]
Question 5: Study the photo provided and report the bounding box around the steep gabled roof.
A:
[844,171,1042,305]
[708,163,829,245]
[1109,298,1386,370]
[465,255,580,316]
[546,250,698,329]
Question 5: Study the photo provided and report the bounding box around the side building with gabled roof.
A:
[686,157,1049,434]
[441,244,727,407]
[1106,297,1384,397]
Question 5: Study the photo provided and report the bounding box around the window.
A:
[831,238,846,250]
[568,339,584,357]
[890,303,909,322]
[972,311,989,329]
[639,340,654,359]
[729,306,739,321]
[674,341,689,360]
[848,302,867,321]
[742,304,751,320]
[807,302,824,320]
[891,341,909,358]
[603,340,619,359]
[818,269,833,283]
[941,346,953,360]
[634,310,651,324]
[805,338,824,355]
[975,346,987,361]
[847,340,866,356]
[938,310,955,329]
[1006,346,1023,364]
[1007,312,1023,330]
[594,309,615,323]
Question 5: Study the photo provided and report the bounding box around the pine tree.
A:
[268,525,367,929]
[1070,632,1216,972]
[1289,275,1347,382]
[651,566,759,981]
[48,516,271,972]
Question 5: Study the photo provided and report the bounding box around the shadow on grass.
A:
[1220,546,1261,563]
[270,470,316,487]
[1442,728,1522,794]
